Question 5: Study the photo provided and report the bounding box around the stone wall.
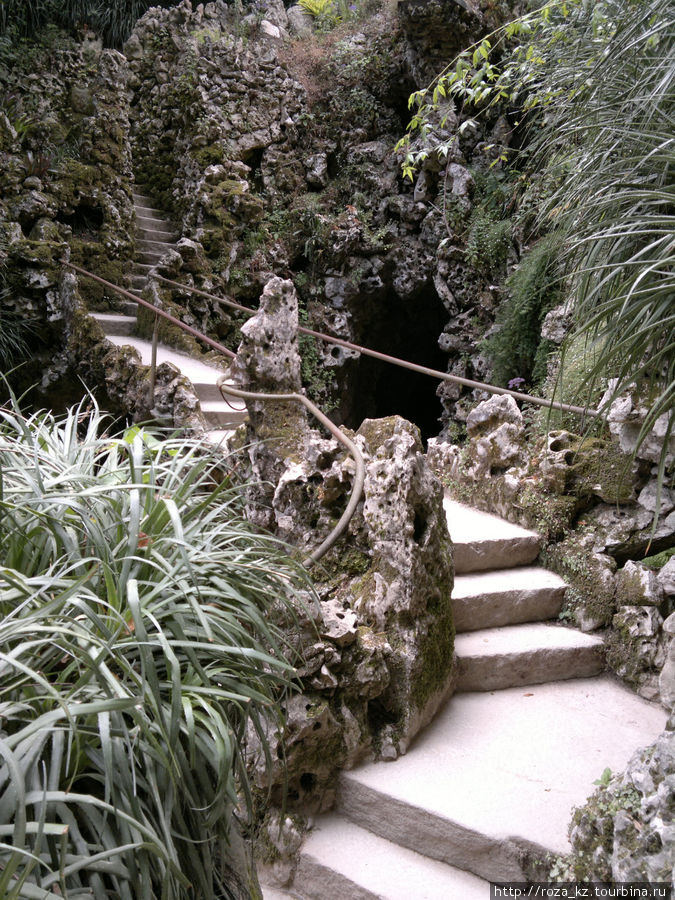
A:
[122,0,518,437]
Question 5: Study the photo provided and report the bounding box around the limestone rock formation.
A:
[568,730,675,884]
[234,278,455,817]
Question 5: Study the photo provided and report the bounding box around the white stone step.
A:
[200,401,248,428]
[136,213,171,226]
[444,497,540,573]
[134,262,157,274]
[202,428,239,448]
[138,239,175,252]
[137,227,177,242]
[132,191,154,204]
[91,312,136,337]
[134,204,166,217]
[293,814,489,900]
[137,249,170,264]
[116,299,139,316]
[338,677,667,883]
[452,566,567,632]
[261,886,301,900]
[105,334,228,380]
[454,622,605,692]
[105,335,247,425]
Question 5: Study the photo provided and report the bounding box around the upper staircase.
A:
[263,499,667,898]
[91,190,246,445]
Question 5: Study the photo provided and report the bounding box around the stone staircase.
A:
[91,190,247,445]
[263,499,667,899]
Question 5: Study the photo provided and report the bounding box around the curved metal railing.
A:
[215,378,366,566]
[64,261,600,563]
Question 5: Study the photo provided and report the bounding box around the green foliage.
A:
[297,0,374,30]
[0,0,179,48]
[400,0,675,500]
[484,234,561,386]
[594,767,612,787]
[641,547,675,570]
[0,286,37,368]
[0,398,313,898]
[464,206,511,275]
[298,0,338,20]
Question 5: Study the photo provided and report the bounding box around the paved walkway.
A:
[265,500,667,898]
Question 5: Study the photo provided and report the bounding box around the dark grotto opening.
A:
[343,284,448,444]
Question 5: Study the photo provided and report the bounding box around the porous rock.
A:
[608,605,664,700]
[569,731,675,884]
[658,558,675,598]
[659,612,675,712]
[603,383,675,469]
[616,561,665,607]
[465,394,527,476]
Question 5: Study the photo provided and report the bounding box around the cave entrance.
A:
[344,285,448,444]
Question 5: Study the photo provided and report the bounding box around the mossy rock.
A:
[563,435,635,505]
[544,534,616,627]
[409,597,455,711]
[517,485,578,543]
[192,144,225,168]
[68,240,126,308]
[135,299,203,357]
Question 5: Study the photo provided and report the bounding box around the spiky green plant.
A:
[0,398,312,898]
[523,0,675,488]
[399,0,674,493]
[0,0,178,47]
[0,286,36,368]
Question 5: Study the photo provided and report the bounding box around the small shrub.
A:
[484,233,561,386]
[465,206,511,275]
[0,398,313,898]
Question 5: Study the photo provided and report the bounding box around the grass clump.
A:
[0,397,313,899]
[485,234,561,388]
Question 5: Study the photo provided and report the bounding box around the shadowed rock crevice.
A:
[341,283,448,443]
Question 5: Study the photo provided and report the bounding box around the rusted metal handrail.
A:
[65,262,366,564]
[216,378,365,566]
[65,263,236,360]
[66,263,597,417]
[155,274,598,419]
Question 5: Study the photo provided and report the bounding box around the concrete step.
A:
[104,335,245,428]
[202,428,240,449]
[136,213,172,226]
[132,191,154,204]
[454,622,605,692]
[134,204,167,217]
[452,566,567,632]
[105,335,228,379]
[292,815,489,900]
[136,227,178,242]
[91,312,136,337]
[138,239,175,252]
[137,249,170,265]
[136,215,178,236]
[107,298,138,316]
[192,380,242,403]
[444,497,540,573]
[261,886,301,900]
[200,402,248,428]
[134,263,157,275]
[337,677,667,883]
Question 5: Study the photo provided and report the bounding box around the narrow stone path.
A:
[91,190,246,445]
[266,499,667,898]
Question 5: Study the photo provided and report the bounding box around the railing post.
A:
[149,310,159,400]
